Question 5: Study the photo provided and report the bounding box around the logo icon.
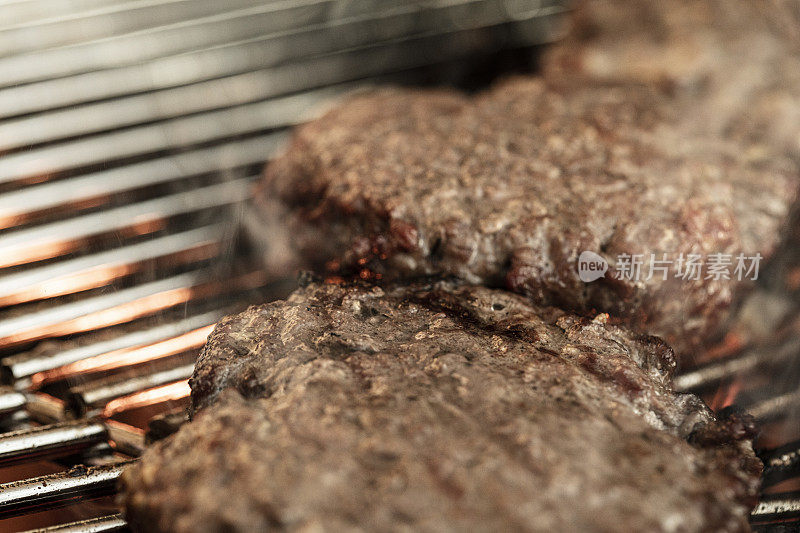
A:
[578,251,608,282]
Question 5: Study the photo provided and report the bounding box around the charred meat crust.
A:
[122,281,761,532]
[254,79,799,358]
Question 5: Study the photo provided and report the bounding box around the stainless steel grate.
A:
[4,1,798,531]
[0,1,565,530]
[675,281,800,531]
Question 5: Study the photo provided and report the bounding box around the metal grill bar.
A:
[2,310,224,385]
[0,15,555,153]
[102,380,189,418]
[0,270,215,349]
[761,439,800,488]
[1,0,129,29]
[26,393,67,425]
[0,179,251,268]
[21,513,128,533]
[34,325,213,389]
[747,389,800,423]
[0,2,568,530]
[0,0,338,86]
[0,420,108,467]
[0,268,268,350]
[0,0,542,118]
[68,362,194,417]
[0,0,300,55]
[0,461,133,520]
[0,225,225,306]
[1,0,272,29]
[0,0,318,30]
[104,420,146,456]
[751,492,800,523]
[0,135,276,226]
[0,91,316,184]
[0,387,26,416]
[674,337,800,392]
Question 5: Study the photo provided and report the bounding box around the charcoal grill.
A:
[0,1,797,531]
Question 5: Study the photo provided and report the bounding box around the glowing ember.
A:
[708,380,743,412]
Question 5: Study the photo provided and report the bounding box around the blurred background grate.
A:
[0,1,566,530]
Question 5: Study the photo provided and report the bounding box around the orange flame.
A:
[709,379,743,412]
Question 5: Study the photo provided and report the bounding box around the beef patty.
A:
[250,79,798,358]
[121,280,761,532]
[543,0,800,158]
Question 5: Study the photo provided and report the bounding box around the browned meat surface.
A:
[543,0,800,157]
[121,281,761,532]
[251,79,799,358]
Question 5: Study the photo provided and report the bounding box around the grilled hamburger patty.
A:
[121,281,761,532]
[543,0,800,158]
[251,79,799,358]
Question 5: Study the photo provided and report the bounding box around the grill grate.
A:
[2,1,798,531]
[0,1,565,530]
[676,281,800,530]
